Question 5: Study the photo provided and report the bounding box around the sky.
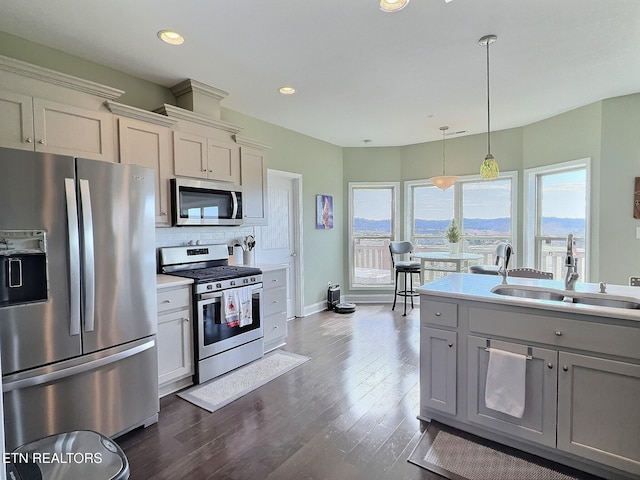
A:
[353,170,587,221]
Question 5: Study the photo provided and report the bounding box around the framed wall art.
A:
[316,194,334,229]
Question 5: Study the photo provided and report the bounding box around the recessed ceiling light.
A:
[379,0,409,12]
[279,86,296,95]
[157,30,184,45]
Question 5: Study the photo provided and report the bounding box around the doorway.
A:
[255,169,304,318]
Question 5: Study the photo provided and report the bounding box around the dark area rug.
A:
[408,421,601,480]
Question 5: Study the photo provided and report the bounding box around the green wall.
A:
[222,109,344,306]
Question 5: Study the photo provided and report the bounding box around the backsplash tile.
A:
[155,226,256,249]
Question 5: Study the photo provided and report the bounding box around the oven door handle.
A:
[199,291,224,301]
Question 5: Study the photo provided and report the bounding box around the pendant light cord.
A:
[486,40,491,156]
[442,128,446,175]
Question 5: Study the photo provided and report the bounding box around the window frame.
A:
[348,181,401,290]
[523,158,591,281]
[404,171,518,257]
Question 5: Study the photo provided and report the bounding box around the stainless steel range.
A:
[159,244,263,384]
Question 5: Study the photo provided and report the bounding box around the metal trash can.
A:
[7,430,129,480]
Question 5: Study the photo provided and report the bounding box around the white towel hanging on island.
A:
[485,348,527,418]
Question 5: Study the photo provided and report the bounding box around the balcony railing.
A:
[352,236,584,287]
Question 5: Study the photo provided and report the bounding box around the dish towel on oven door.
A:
[238,286,253,327]
[223,289,241,327]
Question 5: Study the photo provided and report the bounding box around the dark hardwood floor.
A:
[118,304,440,479]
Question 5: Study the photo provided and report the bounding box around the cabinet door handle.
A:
[25,137,33,143]
[272,300,279,304]
[435,312,441,317]
[555,331,563,336]
[563,365,569,372]
[162,299,172,304]
[38,139,45,144]
[547,363,553,369]
[448,343,453,348]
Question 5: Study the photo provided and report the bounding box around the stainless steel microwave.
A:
[171,178,243,226]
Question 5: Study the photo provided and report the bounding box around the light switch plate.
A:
[631,277,640,287]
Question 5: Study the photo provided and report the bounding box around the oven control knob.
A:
[243,279,248,284]
[216,283,222,289]
[231,281,236,286]
[207,284,213,290]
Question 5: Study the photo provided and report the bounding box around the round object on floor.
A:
[334,302,356,314]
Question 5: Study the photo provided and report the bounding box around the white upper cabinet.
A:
[0,90,114,161]
[107,101,177,226]
[235,136,270,226]
[0,55,122,161]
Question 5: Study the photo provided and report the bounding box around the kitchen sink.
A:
[491,285,640,309]
[491,285,566,302]
[569,295,640,309]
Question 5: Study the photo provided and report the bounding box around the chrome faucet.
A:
[564,234,579,291]
[498,266,508,284]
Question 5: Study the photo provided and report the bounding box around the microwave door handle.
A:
[65,178,81,336]
[231,191,238,219]
[79,179,95,332]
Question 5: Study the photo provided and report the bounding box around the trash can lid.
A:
[11,430,129,480]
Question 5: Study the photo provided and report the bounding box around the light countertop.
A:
[417,273,640,323]
[156,274,194,289]
[254,263,289,272]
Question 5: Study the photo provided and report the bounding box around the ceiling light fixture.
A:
[479,34,499,180]
[430,126,458,190]
[279,86,296,95]
[379,0,409,13]
[157,30,184,45]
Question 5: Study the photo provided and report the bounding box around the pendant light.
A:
[479,34,499,180]
[430,126,458,190]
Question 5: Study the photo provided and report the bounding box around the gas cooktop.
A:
[167,265,262,283]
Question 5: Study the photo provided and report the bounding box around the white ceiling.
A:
[1,0,639,147]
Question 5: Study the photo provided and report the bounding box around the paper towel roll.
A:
[229,246,244,265]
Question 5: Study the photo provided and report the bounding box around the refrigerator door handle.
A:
[65,178,81,336]
[2,339,155,393]
[79,179,96,332]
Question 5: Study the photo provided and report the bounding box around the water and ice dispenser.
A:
[0,230,48,308]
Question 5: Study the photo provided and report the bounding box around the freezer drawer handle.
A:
[65,178,81,336]
[2,339,155,393]
[8,258,23,288]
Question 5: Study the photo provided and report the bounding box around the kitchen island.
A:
[417,273,640,480]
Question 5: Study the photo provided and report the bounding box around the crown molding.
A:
[155,104,243,134]
[232,135,271,150]
[105,101,177,127]
[170,79,228,101]
[0,54,124,100]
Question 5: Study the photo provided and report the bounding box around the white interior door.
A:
[255,169,303,318]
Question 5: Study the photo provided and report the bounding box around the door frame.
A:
[267,169,304,318]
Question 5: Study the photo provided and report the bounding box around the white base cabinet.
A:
[156,284,193,397]
[262,267,288,353]
[420,295,640,480]
[557,352,640,476]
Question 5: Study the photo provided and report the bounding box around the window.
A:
[405,172,517,281]
[349,182,400,289]
[524,159,590,281]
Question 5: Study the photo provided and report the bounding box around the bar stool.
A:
[389,241,421,316]
[469,242,513,275]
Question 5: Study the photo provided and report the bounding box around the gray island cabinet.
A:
[418,273,640,480]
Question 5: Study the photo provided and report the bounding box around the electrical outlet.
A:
[630,277,640,287]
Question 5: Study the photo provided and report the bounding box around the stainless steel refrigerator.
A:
[0,146,159,451]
